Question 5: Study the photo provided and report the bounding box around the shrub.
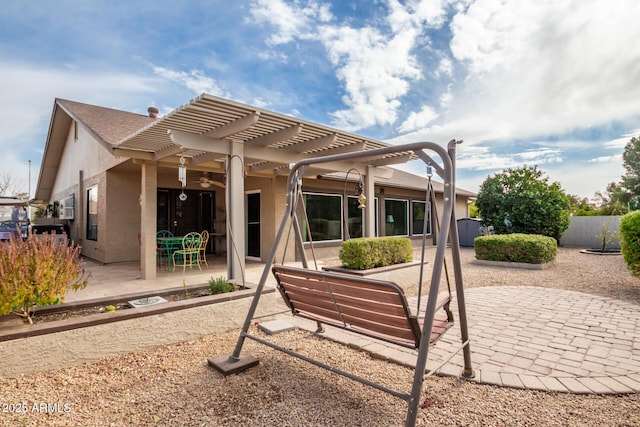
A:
[0,232,89,324]
[475,166,570,241]
[620,210,640,277]
[339,237,413,270]
[209,276,236,294]
[474,233,557,264]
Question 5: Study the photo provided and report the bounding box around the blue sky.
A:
[1,0,638,200]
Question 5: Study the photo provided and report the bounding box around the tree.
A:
[622,136,640,196]
[567,194,597,216]
[0,172,23,197]
[594,182,629,215]
[475,166,570,241]
[469,201,479,217]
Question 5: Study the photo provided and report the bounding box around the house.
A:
[34,94,475,283]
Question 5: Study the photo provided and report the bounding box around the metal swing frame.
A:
[208,140,474,427]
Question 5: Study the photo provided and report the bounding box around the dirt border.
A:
[0,285,274,342]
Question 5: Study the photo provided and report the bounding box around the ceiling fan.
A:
[199,172,225,189]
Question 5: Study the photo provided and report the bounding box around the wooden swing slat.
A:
[273,265,453,349]
[331,294,409,318]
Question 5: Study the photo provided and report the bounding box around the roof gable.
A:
[35,99,154,201]
[56,99,154,145]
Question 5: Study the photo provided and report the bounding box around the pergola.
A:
[114,93,431,282]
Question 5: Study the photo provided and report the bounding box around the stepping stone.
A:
[128,296,168,308]
[259,319,295,335]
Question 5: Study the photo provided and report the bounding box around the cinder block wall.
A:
[559,216,621,249]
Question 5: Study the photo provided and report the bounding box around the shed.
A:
[457,218,482,247]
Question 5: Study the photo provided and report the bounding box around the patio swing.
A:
[208,140,474,427]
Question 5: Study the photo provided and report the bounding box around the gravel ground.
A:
[0,247,639,427]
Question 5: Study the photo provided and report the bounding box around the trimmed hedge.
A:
[339,237,413,270]
[474,233,557,264]
[620,210,640,277]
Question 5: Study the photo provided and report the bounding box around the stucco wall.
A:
[559,216,621,249]
[52,122,125,196]
[46,121,132,263]
[105,169,142,263]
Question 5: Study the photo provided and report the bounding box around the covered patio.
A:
[112,93,426,283]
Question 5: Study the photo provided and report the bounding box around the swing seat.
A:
[272,265,454,349]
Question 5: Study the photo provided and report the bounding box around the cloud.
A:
[152,66,227,97]
[398,105,439,133]
[588,154,623,164]
[321,24,422,130]
[441,0,640,141]
[249,0,455,131]
[605,131,640,150]
[456,146,563,171]
[248,0,333,45]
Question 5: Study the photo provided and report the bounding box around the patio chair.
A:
[198,230,210,267]
[156,230,174,268]
[157,230,173,237]
[172,232,201,273]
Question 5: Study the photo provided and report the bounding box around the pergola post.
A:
[226,140,245,283]
[364,165,375,237]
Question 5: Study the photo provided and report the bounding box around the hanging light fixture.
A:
[355,179,366,209]
[345,167,366,210]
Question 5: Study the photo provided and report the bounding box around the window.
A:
[303,193,342,242]
[59,195,74,220]
[87,186,98,241]
[347,196,363,238]
[384,199,408,236]
[412,200,431,235]
[374,197,379,236]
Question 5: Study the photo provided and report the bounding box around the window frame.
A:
[302,192,343,242]
[384,198,409,236]
[86,186,98,241]
[411,200,431,236]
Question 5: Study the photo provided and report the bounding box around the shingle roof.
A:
[321,167,476,197]
[57,99,154,145]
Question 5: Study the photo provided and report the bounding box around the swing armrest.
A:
[415,291,452,319]
[415,291,454,344]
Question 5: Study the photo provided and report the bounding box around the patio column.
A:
[364,166,375,237]
[140,160,157,280]
[227,140,245,284]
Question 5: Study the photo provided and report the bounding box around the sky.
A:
[1,0,638,201]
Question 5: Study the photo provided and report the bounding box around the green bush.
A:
[475,166,570,241]
[620,211,640,277]
[474,233,557,264]
[0,232,89,324]
[339,237,413,270]
[208,276,236,294]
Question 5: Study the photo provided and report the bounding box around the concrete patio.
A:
[59,255,640,395]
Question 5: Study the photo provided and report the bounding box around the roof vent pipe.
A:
[147,106,159,119]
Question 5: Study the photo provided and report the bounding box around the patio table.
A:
[156,236,183,270]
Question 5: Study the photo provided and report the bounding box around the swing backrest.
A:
[273,265,423,348]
